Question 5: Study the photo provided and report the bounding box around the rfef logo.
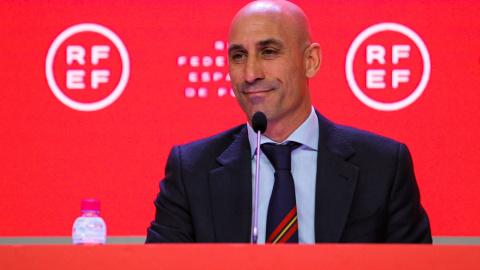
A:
[345,23,430,111]
[46,23,130,111]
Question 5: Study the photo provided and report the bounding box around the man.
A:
[146,0,432,243]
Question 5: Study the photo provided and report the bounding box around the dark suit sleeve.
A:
[385,143,432,243]
[146,146,195,243]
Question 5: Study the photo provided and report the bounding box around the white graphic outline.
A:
[345,22,430,111]
[46,23,130,111]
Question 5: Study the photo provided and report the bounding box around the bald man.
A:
[146,1,432,243]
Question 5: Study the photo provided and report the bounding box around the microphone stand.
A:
[251,111,266,244]
[252,129,261,244]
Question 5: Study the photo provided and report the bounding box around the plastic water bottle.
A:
[72,199,107,245]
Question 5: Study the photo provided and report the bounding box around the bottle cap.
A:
[81,199,101,211]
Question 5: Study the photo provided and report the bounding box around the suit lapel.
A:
[314,112,359,243]
[208,126,252,243]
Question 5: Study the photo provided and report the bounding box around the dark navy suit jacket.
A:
[146,111,432,243]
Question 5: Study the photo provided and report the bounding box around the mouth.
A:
[243,88,274,95]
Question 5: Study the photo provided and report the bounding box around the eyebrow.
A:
[257,38,284,48]
[228,44,244,55]
[228,38,285,55]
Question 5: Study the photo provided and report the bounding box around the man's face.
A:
[228,13,310,125]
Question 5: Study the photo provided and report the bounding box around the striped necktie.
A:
[261,141,301,243]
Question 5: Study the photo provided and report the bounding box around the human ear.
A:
[305,43,321,79]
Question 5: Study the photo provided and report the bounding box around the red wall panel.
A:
[1,0,479,237]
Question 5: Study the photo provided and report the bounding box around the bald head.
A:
[230,1,312,49]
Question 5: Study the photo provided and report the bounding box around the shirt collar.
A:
[247,106,319,157]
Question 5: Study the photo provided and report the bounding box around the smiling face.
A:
[228,1,320,140]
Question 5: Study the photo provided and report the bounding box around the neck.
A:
[263,105,311,143]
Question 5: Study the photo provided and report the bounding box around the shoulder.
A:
[316,111,404,159]
[179,124,246,150]
[172,124,247,163]
[337,123,401,151]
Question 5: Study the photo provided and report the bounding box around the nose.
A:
[244,56,264,83]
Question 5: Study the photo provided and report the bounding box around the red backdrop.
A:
[1,0,479,237]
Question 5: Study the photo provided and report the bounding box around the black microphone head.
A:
[252,111,267,134]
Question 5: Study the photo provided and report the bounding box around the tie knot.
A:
[261,141,301,170]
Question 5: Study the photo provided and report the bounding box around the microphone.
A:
[251,111,267,244]
[252,111,267,134]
